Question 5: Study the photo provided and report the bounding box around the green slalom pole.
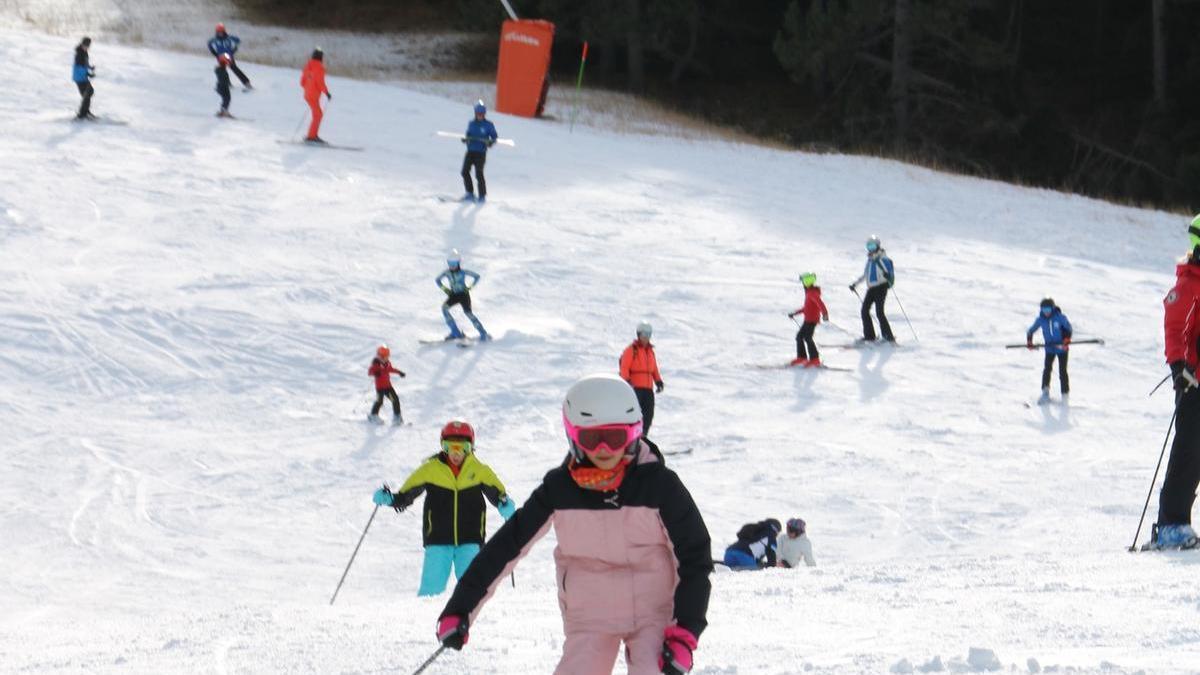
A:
[570,41,589,133]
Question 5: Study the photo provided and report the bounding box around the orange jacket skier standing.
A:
[300,48,330,142]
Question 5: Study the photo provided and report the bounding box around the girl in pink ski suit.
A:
[435,374,712,674]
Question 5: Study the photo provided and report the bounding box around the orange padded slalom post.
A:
[496,19,555,118]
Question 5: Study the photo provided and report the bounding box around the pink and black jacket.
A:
[439,439,713,639]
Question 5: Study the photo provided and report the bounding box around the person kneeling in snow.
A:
[435,374,712,675]
[372,420,515,596]
[777,518,816,568]
[722,518,781,570]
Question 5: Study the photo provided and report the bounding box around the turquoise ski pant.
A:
[418,544,480,596]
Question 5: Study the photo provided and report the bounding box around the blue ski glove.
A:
[497,496,517,520]
[372,488,394,507]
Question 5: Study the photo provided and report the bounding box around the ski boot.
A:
[790,357,809,367]
[476,195,486,204]
[216,109,233,118]
[461,193,476,203]
[367,413,383,424]
[478,331,492,342]
[445,329,465,341]
[392,415,404,426]
[304,136,327,144]
[805,358,822,368]
[1036,388,1051,405]
[1143,523,1200,550]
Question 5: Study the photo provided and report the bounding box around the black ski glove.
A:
[1171,360,1197,392]
[655,381,664,393]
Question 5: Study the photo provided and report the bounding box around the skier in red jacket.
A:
[367,344,406,424]
[300,48,330,143]
[788,272,829,367]
[1149,214,1200,550]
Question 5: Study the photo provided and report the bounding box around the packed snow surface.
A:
[1,29,1197,675]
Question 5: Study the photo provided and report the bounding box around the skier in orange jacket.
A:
[300,48,330,143]
[619,321,664,435]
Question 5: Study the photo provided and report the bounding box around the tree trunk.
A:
[625,0,645,92]
[890,0,913,149]
[1152,0,1167,110]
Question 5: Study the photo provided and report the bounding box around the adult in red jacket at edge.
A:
[300,48,330,142]
[1153,214,1200,550]
[619,321,664,436]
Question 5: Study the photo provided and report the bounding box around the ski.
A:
[276,139,365,152]
[419,337,476,348]
[216,113,253,121]
[748,362,852,372]
[831,340,901,350]
[435,131,516,147]
[435,195,480,204]
[662,448,694,456]
[69,115,128,126]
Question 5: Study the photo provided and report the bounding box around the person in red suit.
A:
[300,48,330,143]
[1150,214,1200,550]
[619,321,664,436]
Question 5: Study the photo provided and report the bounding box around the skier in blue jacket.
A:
[72,37,95,120]
[437,250,490,341]
[849,235,896,342]
[207,23,251,89]
[1026,297,1073,404]
[460,100,498,203]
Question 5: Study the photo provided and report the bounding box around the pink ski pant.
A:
[554,623,664,675]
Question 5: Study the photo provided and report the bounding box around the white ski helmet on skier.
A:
[866,235,881,253]
[562,374,643,461]
[447,249,461,268]
[636,321,652,338]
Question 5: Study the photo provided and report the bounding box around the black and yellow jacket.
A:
[394,453,509,547]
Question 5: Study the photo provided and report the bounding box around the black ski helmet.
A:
[312,47,324,60]
[766,518,782,534]
[1039,297,1055,310]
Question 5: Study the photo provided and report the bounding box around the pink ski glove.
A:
[436,614,469,650]
[658,625,698,674]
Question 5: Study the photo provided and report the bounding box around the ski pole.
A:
[329,486,386,605]
[1128,398,1181,552]
[1149,372,1171,398]
[849,285,862,302]
[511,571,515,588]
[290,106,309,141]
[411,645,447,675]
[889,286,919,342]
[1005,339,1105,349]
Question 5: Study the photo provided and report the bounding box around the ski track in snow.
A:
[1,27,1199,675]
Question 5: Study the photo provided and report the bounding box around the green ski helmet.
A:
[1190,214,1200,250]
[800,272,817,288]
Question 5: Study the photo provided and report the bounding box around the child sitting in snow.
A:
[722,518,781,570]
[777,517,816,568]
[434,374,712,675]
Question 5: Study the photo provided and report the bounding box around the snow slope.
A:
[2,29,1198,674]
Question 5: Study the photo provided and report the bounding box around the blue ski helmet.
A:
[474,100,487,115]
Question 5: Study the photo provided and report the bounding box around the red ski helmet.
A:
[376,344,390,359]
[441,419,475,443]
[215,22,226,34]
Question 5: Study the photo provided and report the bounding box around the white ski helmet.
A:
[447,249,461,268]
[865,235,881,252]
[563,374,642,458]
[636,320,652,338]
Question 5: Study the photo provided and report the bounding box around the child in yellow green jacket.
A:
[373,420,516,595]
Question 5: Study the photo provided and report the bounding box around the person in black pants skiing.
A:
[72,37,95,120]
[1147,214,1200,550]
[849,235,896,342]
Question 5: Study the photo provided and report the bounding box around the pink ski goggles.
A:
[563,414,643,454]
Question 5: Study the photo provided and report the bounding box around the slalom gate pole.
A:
[329,491,385,605]
[411,645,447,675]
[569,42,589,133]
[1128,398,1181,552]
[889,287,919,342]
